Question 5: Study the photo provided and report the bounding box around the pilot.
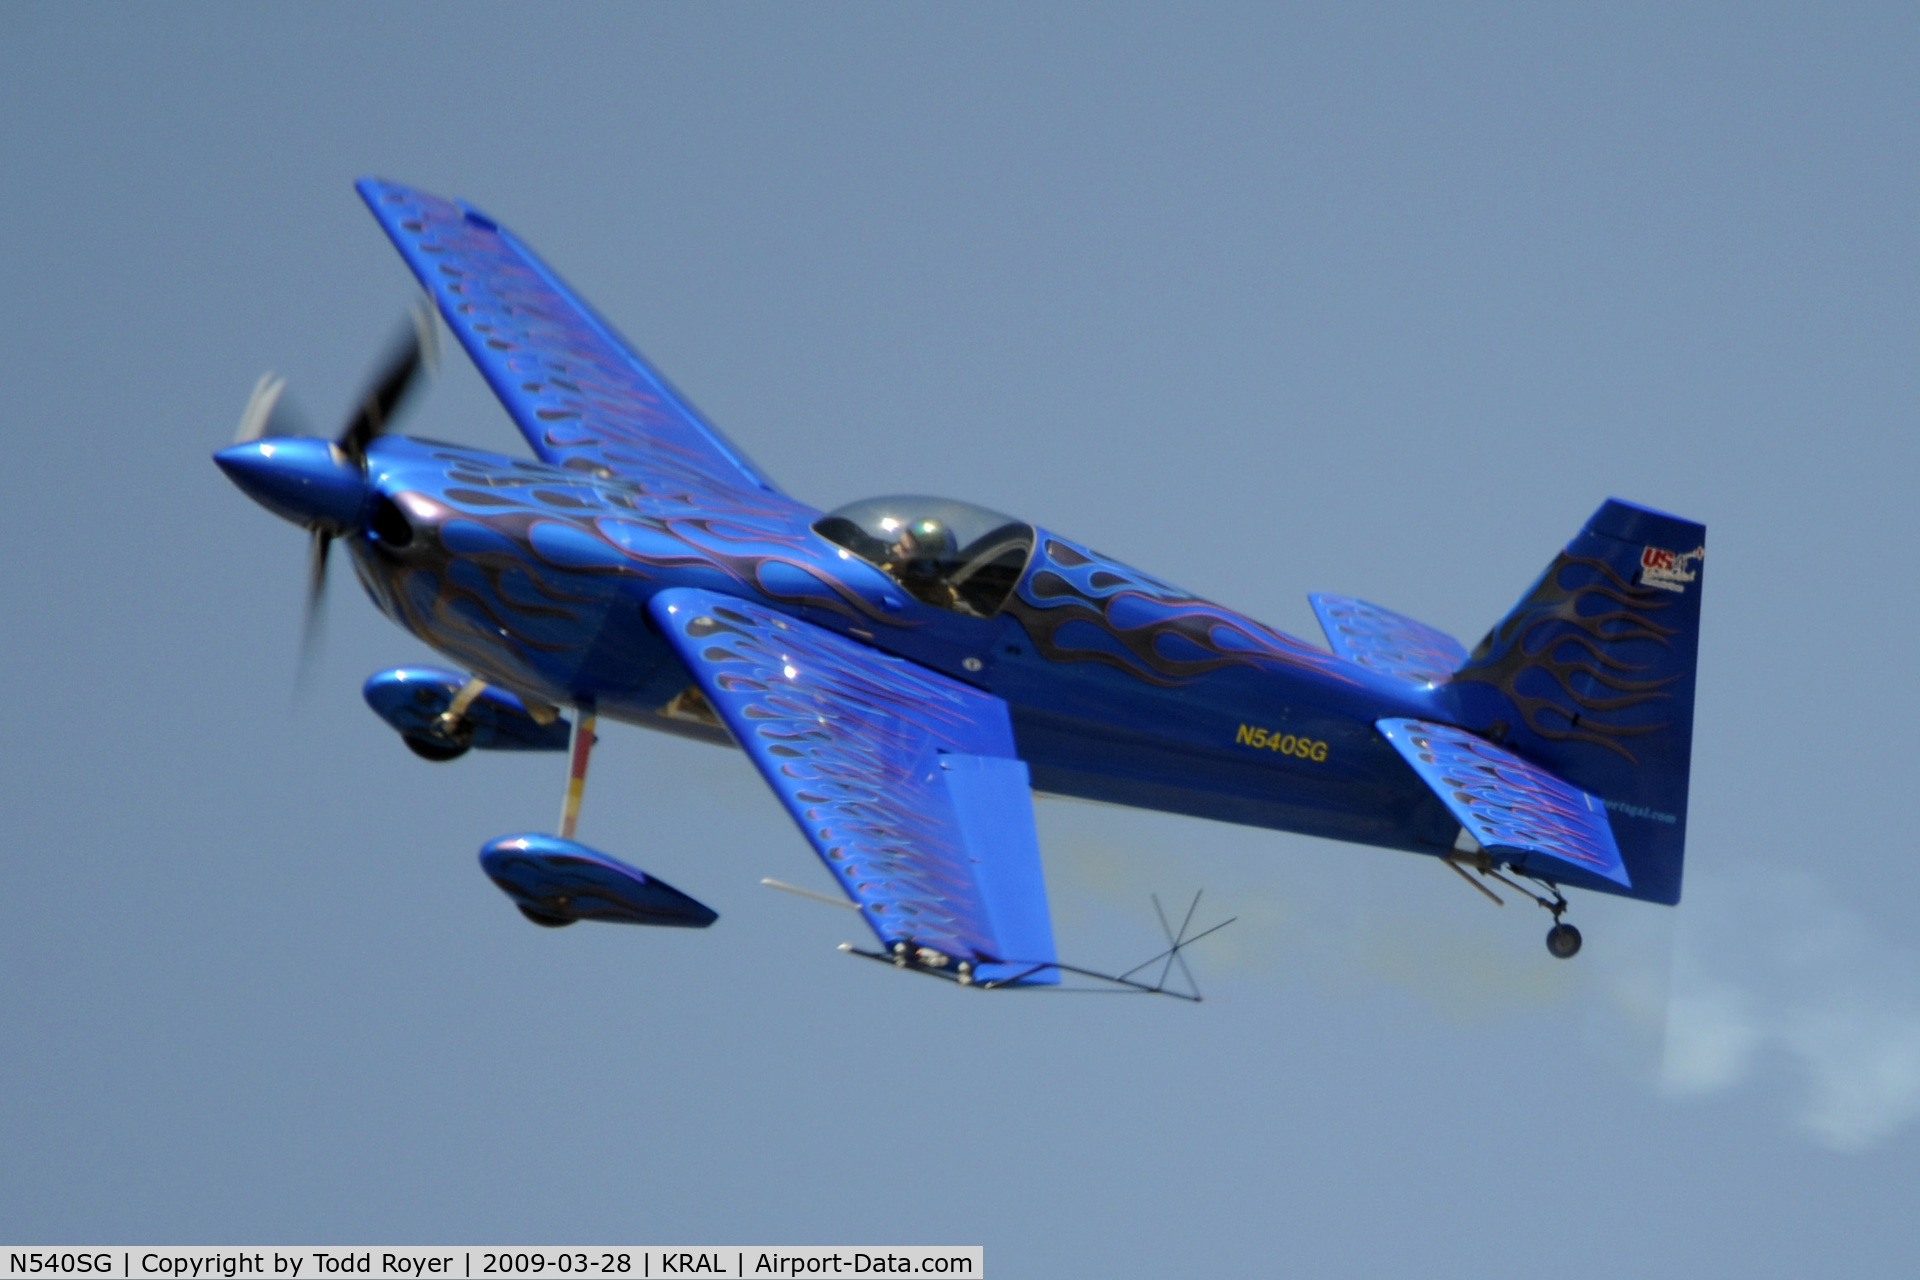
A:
[884,517,960,608]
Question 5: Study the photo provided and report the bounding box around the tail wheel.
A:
[1546,923,1583,959]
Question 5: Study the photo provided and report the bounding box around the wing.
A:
[649,587,1058,985]
[1377,717,1630,888]
[357,178,786,498]
[1310,594,1467,685]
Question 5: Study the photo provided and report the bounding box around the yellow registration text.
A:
[1236,724,1329,761]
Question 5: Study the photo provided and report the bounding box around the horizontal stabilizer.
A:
[1310,594,1466,685]
[1377,718,1629,889]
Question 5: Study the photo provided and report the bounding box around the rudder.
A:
[1442,499,1704,905]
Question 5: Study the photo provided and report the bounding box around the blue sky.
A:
[3,4,1917,1276]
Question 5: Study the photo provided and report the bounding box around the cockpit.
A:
[813,496,1035,617]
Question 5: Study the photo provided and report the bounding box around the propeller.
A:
[234,373,307,444]
[301,524,332,684]
[336,302,439,463]
[231,303,439,676]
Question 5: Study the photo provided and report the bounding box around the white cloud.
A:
[1661,867,1920,1150]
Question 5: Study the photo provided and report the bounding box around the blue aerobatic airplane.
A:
[216,180,1705,993]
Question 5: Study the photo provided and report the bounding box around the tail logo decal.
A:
[1640,544,1704,594]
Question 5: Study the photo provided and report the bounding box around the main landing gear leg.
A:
[437,676,488,740]
[558,698,597,842]
[509,699,599,929]
[404,676,486,762]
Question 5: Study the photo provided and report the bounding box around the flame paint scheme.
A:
[215,179,1707,979]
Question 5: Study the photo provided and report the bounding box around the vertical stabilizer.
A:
[1442,499,1704,904]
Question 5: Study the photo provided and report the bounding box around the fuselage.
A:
[350,436,1462,861]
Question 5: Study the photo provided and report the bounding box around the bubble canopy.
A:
[813,495,1035,617]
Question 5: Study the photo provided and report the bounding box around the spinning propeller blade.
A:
[300,528,332,678]
[336,302,438,461]
[224,302,438,676]
[234,373,312,443]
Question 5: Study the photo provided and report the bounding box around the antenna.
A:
[1106,890,1234,1002]
[761,877,861,912]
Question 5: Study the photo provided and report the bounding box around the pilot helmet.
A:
[892,516,956,579]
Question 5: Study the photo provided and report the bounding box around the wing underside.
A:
[356,178,786,499]
[649,587,1059,985]
[1378,717,1630,889]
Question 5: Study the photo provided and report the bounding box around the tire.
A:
[517,904,576,928]
[1546,923,1583,959]
[403,734,470,762]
